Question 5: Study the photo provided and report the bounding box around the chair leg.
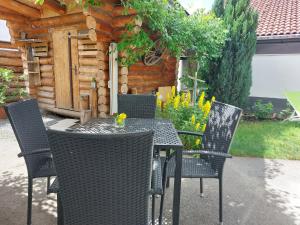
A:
[47,176,51,192]
[57,194,64,225]
[219,177,223,225]
[27,178,33,225]
[152,195,155,225]
[200,178,204,197]
[158,159,168,225]
[166,149,170,188]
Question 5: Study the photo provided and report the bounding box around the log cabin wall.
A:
[0,41,25,102]
[1,0,177,118]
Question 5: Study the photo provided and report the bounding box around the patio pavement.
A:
[1,116,300,225]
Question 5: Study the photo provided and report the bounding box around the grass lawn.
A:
[230,121,300,160]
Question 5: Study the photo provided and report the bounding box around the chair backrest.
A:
[4,99,50,177]
[202,101,242,173]
[118,94,156,118]
[47,129,154,225]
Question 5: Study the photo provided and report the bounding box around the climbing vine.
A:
[35,0,227,67]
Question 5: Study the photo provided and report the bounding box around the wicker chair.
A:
[118,94,156,118]
[4,99,56,225]
[159,101,242,225]
[47,129,154,225]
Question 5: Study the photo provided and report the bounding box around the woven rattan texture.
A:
[68,118,182,149]
[4,99,56,178]
[48,130,154,225]
[202,101,242,174]
[118,94,156,118]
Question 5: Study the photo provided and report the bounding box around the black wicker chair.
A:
[47,129,154,225]
[159,101,242,225]
[118,94,156,118]
[4,99,56,225]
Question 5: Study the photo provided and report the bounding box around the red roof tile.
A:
[251,0,300,38]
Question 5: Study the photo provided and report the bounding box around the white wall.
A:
[251,54,300,98]
[0,20,10,41]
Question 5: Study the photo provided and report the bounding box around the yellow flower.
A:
[202,124,207,132]
[211,96,216,103]
[186,92,191,104]
[166,93,171,105]
[198,91,205,109]
[180,93,185,102]
[203,101,211,117]
[117,118,123,125]
[171,86,176,98]
[195,122,200,130]
[119,113,127,120]
[156,92,162,108]
[173,95,180,110]
[183,100,189,108]
[195,138,201,146]
[191,114,196,125]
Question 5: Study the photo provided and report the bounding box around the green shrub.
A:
[0,68,13,105]
[253,101,273,120]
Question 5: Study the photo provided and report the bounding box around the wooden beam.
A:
[0,9,29,23]
[0,41,16,49]
[0,0,41,18]
[43,0,66,15]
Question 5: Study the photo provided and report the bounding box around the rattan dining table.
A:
[65,118,184,225]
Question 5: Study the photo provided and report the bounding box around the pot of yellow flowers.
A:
[113,113,127,128]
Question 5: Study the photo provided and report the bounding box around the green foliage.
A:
[253,101,273,120]
[204,0,258,107]
[212,0,224,17]
[156,89,213,149]
[0,68,13,105]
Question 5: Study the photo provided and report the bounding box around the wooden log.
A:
[0,10,28,23]
[0,41,16,49]
[39,57,53,65]
[41,78,54,86]
[120,84,128,94]
[41,72,54,78]
[86,15,97,30]
[38,91,54,99]
[98,80,107,87]
[99,112,107,118]
[0,57,22,66]
[90,88,98,118]
[31,13,85,28]
[119,67,128,76]
[0,0,40,18]
[79,82,91,90]
[38,97,55,105]
[2,66,23,73]
[98,70,109,81]
[113,15,142,28]
[38,86,54,92]
[80,94,90,110]
[40,65,53,72]
[119,75,128,84]
[96,31,113,43]
[95,20,113,34]
[98,104,109,113]
[78,39,96,45]
[43,0,66,15]
[80,110,92,125]
[98,87,109,96]
[83,7,112,24]
[98,95,109,105]
[79,66,99,74]
[113,6,136,17]
[38,102,55,109]
[0,50,21,58]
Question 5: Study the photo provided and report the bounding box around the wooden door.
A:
[53,29,79,111]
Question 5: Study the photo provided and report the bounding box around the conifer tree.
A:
[205,0,258,107]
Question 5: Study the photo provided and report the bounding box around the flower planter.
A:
[0,106,6,119]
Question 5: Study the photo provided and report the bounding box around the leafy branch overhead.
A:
[35,0,227,66]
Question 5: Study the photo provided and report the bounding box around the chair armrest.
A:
[177,130,203,137]
[18,148,51,158]
[198,150,232,158]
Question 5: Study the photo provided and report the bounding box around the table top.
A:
[66,118,183,149]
